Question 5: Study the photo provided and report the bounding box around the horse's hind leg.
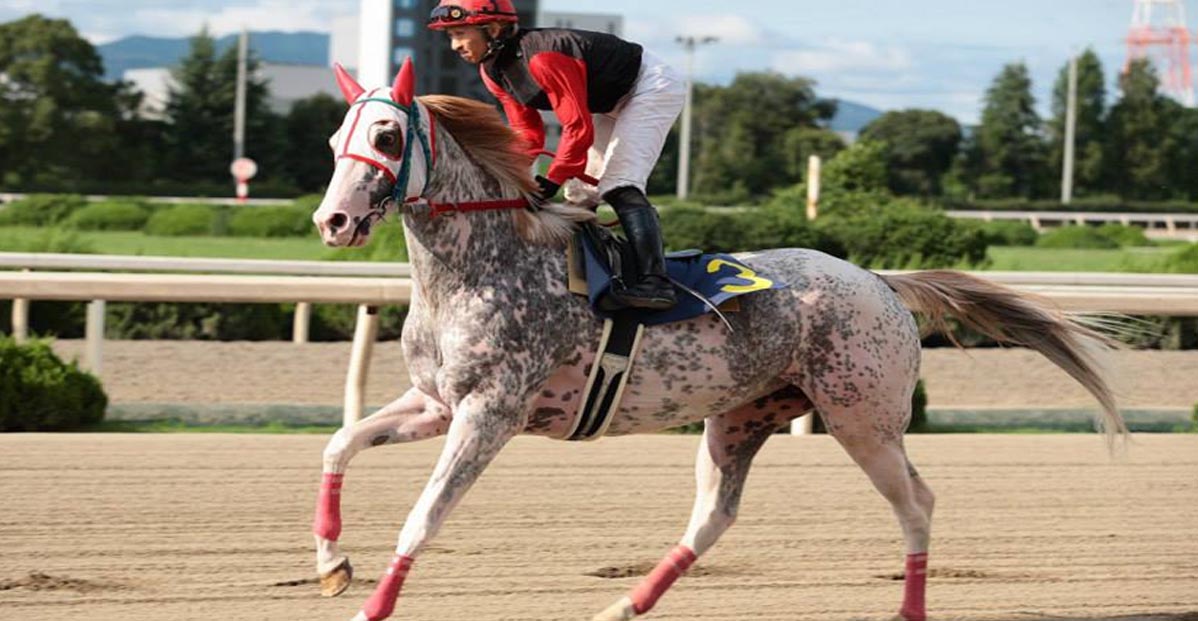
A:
[835,430,934,621]
[314,387,450,597]
[593,388,807,621]
[797,378,934,620]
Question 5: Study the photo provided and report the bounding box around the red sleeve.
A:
[528,52,594,185]
[480,65,545,156]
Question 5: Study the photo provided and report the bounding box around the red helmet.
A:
[427,0,519,31]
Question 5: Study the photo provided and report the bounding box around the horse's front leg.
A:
[350,390,526,621]
[315,388,451,597]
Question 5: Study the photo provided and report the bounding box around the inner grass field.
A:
[0,225,1188,272]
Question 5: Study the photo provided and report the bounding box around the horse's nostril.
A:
[328,213,349,232]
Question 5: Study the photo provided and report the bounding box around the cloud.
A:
[66,1,355,41]
[773,40,915,74]
[627,14,765,47]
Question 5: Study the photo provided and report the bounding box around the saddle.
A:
[561,222,785,441]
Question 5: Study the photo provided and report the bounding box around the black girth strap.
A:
[566,310,644,441]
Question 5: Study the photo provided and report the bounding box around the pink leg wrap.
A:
[899,552,928,621]
[360,555,414,621]
[629,545,697,615]
[313,473,344,541]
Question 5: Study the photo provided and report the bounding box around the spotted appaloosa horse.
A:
[308,60,1126,621]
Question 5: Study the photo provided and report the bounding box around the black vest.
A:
[483,28,643,114]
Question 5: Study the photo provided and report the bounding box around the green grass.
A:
[0,226,329,260]
[986,246,1178,272]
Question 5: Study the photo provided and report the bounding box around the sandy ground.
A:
[0,434,1195,621]
[50,340,1198,410]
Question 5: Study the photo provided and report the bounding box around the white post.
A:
[293,302,312,344]
[85,299,106,376]
[1061,54,1078,205]
[790,413,815,435]
[806,155,822,221]
[343,304,380,427]
[12,297,29,344]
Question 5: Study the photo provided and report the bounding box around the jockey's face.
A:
[445,24,501,64]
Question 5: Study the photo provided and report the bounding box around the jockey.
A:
[428,0,685,310]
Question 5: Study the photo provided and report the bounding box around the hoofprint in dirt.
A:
[1,434,1195,621]
[49,340,1198,411]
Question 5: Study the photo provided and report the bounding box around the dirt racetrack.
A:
[1,434,1195,621]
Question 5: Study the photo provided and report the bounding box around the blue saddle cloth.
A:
[578,229,786,326]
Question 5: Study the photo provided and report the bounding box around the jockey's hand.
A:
[535,175,561,202]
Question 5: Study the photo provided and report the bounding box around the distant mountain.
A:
[97,31,330,80]
[828,99,884,135]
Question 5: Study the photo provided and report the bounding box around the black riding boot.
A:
[604,186,677,310]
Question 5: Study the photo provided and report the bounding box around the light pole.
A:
[675,35,717,201]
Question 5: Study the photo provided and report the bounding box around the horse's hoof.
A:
[592,597,636,621]
[319,558,353,598]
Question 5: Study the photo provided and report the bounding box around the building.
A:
[352,0,539,102]
[334,1,624,152]
[537,11,622,35]
[337,1,624,97]
[123,63,341,120]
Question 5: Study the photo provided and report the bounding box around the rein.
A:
[342,97,603,240]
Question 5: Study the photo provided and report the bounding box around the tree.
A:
[781,126,845,184]
[163,28,281,184]
[822,140,889,195]
[1047,49,1107,198]
[691,72,836,199]
[1163,106,1198,200]
[859,109,962,196]
[967,63,1048,198]
[1105,60,1170,200]
[284,93,345,192]
[0,14,121,185]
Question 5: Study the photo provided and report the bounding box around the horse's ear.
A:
[392,57,415,107]
[333,63,365,105]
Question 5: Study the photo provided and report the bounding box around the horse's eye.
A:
[376,133,396,148]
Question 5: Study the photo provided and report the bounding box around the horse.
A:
[307,59,1126,621]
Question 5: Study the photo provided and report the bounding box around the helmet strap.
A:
[480,23,515,61]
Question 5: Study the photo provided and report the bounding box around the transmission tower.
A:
[1126,0,1198,106]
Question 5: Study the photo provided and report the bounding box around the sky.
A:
[0,0,1172,123]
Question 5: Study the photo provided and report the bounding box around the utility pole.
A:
[675,35,717,201]
[1061,54,1078,205]
[230,28,257,202]
[233,28,247,163]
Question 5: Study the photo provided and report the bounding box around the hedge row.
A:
[0,194,322,238]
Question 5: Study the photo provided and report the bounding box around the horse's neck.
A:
[401,123,553,295]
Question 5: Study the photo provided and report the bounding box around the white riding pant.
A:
[563,50,686,207]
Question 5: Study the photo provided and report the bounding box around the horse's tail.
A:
[880,270,1128,442]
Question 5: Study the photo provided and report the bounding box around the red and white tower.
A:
[1126,0,1198,105]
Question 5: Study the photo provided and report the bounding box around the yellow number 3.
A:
[706,258,774,294]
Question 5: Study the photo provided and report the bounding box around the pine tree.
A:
[1048,49,1107,198]
[970,63,1048,199]
[163,28,278,184]
[1105,59,1170,200]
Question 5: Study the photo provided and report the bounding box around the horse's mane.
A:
[417,94,594,246]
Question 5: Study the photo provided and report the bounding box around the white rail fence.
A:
[4,253,1198,427]
[946,210,1198,241]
